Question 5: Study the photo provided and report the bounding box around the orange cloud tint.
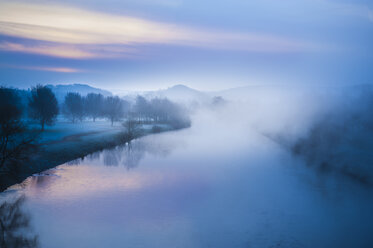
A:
[0,63,83,73]
[0,42,96,59]
[0,1,316,55]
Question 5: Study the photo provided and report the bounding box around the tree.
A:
[133,96,150,122]
[63,92,84,122]
[121,99,131,119]
[149,97,190,128]
[84,93,104,122]
[104,96,123,126]
[0,88,22,125]
[28,85,59,130]
[0,87,38,172]
[149,98,167,122]
[122,117,140,140]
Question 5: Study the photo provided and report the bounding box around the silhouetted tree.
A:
[122,117,140,140]
[104,96,123,126]
[0,87,38,172]
[149,98,167,122]
[28,85,58,130]
[148,98,190,128]
[121,99,131,119]
[84,93,104,122]
[63,92,84,122]
[289,88,373,185]
[0,87,22,125]
[133,96,150,122]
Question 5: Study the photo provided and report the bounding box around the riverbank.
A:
[0,120,178,192]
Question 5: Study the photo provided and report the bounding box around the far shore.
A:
[0,120,182,192]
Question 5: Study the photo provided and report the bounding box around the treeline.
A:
[291,86,373,185]
[0,85,191,130]
[62,93,190,128]
[0,87,39,173]
[0,84,190,176]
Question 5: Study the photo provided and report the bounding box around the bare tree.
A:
[104,96,123,126]
[28,85,59,131]
[149,98,190,128]
[84,93,104,122]
[0,87,38,172]
[0,87,22,125]
[63,92,84,122]
[122,116,141,140]
[121,99,131,119]
[133,96,150,122]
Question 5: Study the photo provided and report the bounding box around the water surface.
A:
[1,113,372,248]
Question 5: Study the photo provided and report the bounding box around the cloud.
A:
[0,1,316,57]
[0,63,83,73]
[0,41,138,59]
[0,41,96,59]
[128,0,183,7]
[30,66,82,73]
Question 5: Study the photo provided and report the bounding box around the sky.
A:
[0,0,372,91]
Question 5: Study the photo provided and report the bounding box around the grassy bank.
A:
[0,120,177,192]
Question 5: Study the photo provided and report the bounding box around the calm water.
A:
[1,112,373,248]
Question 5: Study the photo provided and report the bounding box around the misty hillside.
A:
[120,84,211,105]
[46,84,112,103]
[150,84,208,103]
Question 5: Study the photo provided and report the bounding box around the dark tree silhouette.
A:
[0,87,22,125]
[104,96,123,126]
[0,87,38,172]
[121,99,131,119]
[122,117,141,140]
[84,93,104,122]
[0,196,39,248]
[28,85,59,131]
[63,92,84,122]
[149,98,190,128]
[133,96,150,122]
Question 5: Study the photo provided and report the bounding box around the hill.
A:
[46,84,112,103]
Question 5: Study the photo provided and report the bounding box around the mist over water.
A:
[1,0,372,245]
[1,86,373,248]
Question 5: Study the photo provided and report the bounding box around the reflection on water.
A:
[68,138,175,169]
[1,115,373,248]
[0,196,38,248]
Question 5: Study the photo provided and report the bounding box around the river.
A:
[1,110,372,248]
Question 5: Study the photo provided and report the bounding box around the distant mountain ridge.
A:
[144,84,209,103]
[42,83,373,106]
[46,84,112,103]
[45,83,210,104]
[118,84,211,104]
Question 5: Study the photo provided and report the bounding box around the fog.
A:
[1,84,373,247]
[204,84,373,186]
